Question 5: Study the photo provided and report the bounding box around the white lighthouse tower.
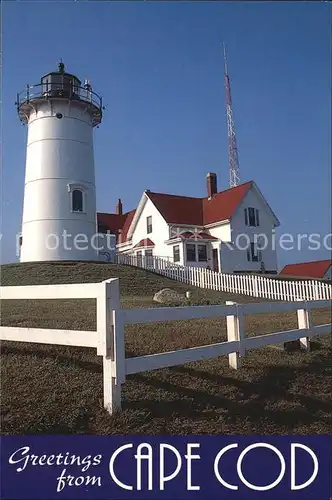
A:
[17,62,103,262]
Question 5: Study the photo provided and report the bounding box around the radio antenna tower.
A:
[223,43,240,188]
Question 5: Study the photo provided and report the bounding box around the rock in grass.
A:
[153,288,186,305]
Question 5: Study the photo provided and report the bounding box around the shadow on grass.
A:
[1,339,331,434]
[126,360,331,429]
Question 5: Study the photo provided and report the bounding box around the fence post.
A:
[98,278,125,413]
[226,301,245,369]
[297,302,312,351]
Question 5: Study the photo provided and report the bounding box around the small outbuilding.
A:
[279,260,332,279]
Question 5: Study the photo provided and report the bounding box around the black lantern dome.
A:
[16,61,103,127]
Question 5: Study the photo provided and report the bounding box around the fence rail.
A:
[116,253,332,302]
[0,278,331,413]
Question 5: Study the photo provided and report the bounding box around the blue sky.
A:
[1,1,331,268]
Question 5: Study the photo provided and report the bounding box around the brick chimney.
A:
[116,198,123,216]
[206,172,217,198]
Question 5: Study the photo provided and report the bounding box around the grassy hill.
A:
[0,260,257,302]
[1,261,331,435]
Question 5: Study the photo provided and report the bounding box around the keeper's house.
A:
[98,173,280,274]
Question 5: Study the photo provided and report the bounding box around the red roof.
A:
[98,210,135,244]
[148,181,252,226]
[133,238,155,249]
[279,260,332,279]
[198,232,218,240]
[202,182,252,225]
[147,192,204,225]
[119,210,136,243]
[97,181,254,244]
[98,212,127,234]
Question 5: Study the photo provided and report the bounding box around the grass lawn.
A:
[1,261,331,435]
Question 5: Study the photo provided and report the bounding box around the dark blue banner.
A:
[1,435,331,500]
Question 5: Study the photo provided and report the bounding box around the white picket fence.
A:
[116,253,332,302]
[1,278,331,413]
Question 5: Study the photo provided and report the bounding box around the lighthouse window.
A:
[72,189,83,212]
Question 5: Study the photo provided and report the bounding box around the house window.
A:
[255,209,260,226]
[186,243,196,262]
[244,209,248,226]
[247,242,262,262]
[136,250,142,266]
[173,245,180,263]
[146,216,152,234]
[251,242,258,262]
[145,249,153,266]
[72,189,83,212]
[245,207,259,227]
[198,244,207,262]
